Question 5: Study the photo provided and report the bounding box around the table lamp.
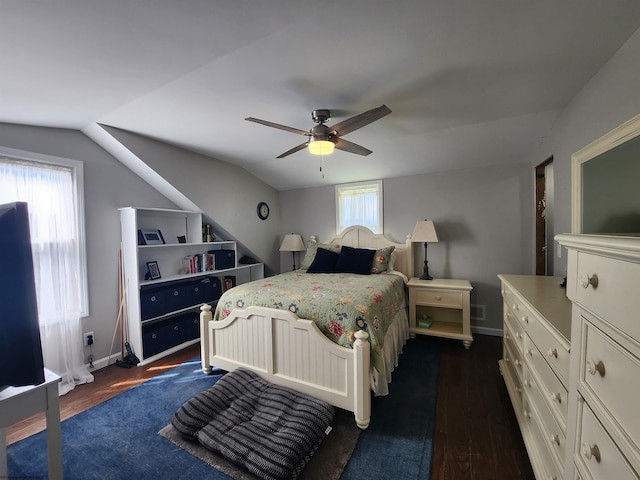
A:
[411,220,439,280]
[279,234,306,271]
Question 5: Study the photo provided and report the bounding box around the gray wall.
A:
[102,126,281,274]
[0,124,177,367]
[525,27,640,274]
[281,163,534,332]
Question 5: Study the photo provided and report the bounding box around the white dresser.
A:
[557,234,640,480]
[498,274,572,480]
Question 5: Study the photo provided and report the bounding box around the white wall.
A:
[0,123,177,367]
[280,162,534,332]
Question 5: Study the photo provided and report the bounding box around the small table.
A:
[407,277,473,349]
[0,368,62,479]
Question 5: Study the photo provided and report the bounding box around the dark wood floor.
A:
[432,334,535,480]
[8,334,534,480]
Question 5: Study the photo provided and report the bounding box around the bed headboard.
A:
[312,225,413,279]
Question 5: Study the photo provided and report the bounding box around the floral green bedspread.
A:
[213,271,407,373]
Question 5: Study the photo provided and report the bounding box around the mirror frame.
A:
[572,112,640,233]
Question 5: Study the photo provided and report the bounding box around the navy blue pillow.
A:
[307,247,339,273]
[335,246,375,275]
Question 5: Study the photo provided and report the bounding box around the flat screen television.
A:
[0,201,46,390]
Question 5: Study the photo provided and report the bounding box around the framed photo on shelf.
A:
[138,228,165,245]
[146,261,161,280]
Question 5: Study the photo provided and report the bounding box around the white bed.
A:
[199,226,414,429]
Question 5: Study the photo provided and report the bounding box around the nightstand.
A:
[407,277,473,349]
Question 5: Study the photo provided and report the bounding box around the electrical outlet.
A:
[83,331,95,347]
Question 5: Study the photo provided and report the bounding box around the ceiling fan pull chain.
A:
[320,154,325,178]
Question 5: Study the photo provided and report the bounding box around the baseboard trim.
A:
[471,325,503,337]
[85,351,122,371]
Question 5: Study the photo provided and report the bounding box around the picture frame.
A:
[138,228,165,245]
[146,261,161,280]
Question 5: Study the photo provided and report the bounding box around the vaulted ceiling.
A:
[2,1,640,190]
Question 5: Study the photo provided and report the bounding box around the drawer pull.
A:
[550,392,562,404]
[523,409,532,419]
[587,359,606,377]
[526,349,533,356]
[524,379,532,388]
[581,443,601,463]
[513,304,519,311]
[514,359,522,367]
[505,333,510,340]
[515,386,522,393]
[580,273,598,289]
[549,434,560,446]
[516,332,523,339]
[547,348,558,359]
[521,315,529,324]
[435,295,442,301]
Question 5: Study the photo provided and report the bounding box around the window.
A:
[335,180,383,234]
[0,147,89,318]
[1,147,93,394]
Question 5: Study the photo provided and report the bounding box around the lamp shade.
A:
[279,234,306,252]
[411,220,439,243]
[308,138,334,156]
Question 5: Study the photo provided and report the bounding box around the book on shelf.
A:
[183,253,215,274]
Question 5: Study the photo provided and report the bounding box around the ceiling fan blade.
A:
[276,142,309,158]
[245,117,311,136]
[334,138,373,156]
[330,105,391,136]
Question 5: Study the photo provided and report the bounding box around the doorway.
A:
[535,157,554,275]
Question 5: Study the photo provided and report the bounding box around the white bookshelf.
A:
[119,207,264,364]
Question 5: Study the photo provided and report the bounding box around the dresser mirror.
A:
[572,113,640,235]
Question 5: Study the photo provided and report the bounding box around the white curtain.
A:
[0,157,93,395]
[337,183,381,233]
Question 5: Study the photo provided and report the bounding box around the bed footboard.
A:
[200,304,371,429]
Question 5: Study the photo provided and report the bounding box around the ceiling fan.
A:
[245,105,391,158]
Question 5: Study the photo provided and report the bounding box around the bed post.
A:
[406,233,414,278]
[353,330,371,429]
[200,303,213,374]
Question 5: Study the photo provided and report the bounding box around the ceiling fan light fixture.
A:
[308,138,334,156]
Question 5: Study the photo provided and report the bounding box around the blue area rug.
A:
[342,335,440,480]
[7,335,440,479]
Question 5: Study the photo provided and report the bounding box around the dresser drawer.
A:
[524,336,568,431]
[504,308,525,352]
[504,333,525,384]
[576,401,637,480]
[580,321,640,451]
[414,289,462,308]
[574,251,640,342]
[523,364,566,467]
[503,285,536,328]
[527,312,570,385]
[500,356,523,414]
[523,396,564,480]
[504,321,523,358]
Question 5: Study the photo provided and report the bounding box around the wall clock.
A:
[257,202,270,220]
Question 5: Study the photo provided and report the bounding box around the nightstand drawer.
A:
[414,289,462,308]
